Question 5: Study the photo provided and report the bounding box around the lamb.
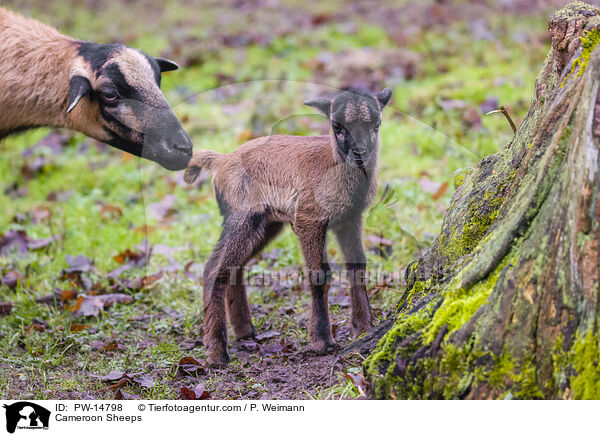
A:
[184,88,392,366]
[0,7,192,170]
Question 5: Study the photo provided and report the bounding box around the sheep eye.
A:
[100,88,119,102]
[332,122,344,134]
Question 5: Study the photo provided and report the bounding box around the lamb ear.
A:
[67,76,91,113]
[155,57,179,72]
[376,88,392,108]
[304,98,331,116]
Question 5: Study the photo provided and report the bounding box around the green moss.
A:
[561,27,600,86]
[488,352,515,389]
[364,297,440,399]
[511,358,544,399]
[453,167,473,190]
[553,331,600,399]
[438,171,516,264]
[435,341,484,398]
[424,248,517,344]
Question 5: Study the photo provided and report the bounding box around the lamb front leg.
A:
[294,220,337,354]
[334,220,373,337]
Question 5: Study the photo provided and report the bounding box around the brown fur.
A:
[0,8,84,136]
[0,7,192,170]
[185,87,390,366]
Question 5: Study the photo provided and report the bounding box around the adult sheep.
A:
[0,7,192,170]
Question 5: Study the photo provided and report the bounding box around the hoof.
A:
[205,337,230,367]
[352,319,373,338]
[233,324,256,341]
[311,339,339,355]
[206,349,230,368]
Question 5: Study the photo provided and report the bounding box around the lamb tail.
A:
[184,149,222,183]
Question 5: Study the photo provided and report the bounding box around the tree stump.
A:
[364,1,600,399]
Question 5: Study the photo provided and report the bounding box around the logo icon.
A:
[3,402,50,434]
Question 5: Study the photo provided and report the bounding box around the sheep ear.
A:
[155,58,179,72]
[67,76,91,113]
[304,98,331,116]
[376,88,392,108]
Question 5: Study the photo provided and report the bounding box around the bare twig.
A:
[486,105,517,134]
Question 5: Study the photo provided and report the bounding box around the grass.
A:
[0,0,557,399]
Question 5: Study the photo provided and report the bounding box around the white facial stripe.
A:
[112,48,163,106]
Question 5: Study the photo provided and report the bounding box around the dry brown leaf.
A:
[70,324,90,332]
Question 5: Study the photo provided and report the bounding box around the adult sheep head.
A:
[67,42,192,170]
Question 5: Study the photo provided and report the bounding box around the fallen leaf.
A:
[99,204,123,220]
[70,296,104,317]
[61,254,95,289]
[148,195,177,221]
[255,330,281,341]
[2,270,23,289]
[114,390,140,400]
[134,225,155,235]
[0,302,13,316]
[432,181,449,201]
[21,156,47,180]
[179,387,197,400]
[329,291,351,307]
[0,230,29,255]
[103,339,125,352]
[439,99,468,111]
[97,293,134,307]
[29,206,51,224]
[179,385,210,400]
[133,375,155,389]
[71,294,133,317]
[120,273,163,291]
[63,254,94,274]
[418,177,442,195]
[344,371,369,396]
[178,356,206,377]
[22,131,67,157]
[26,324,45,333]
[183,261,200,281]
[106,264,132,280]
[104,378,129,391]
[35,289,62,305]
[180,339,203,350]
[70,324,90,333]
[113,249,144,265]
[27,236,57,251]
[193,384,211,400]
[101,371,128,382]
[61,289,78,301]
[25,320,47,333]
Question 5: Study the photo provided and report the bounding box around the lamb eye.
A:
[333,122,344,134]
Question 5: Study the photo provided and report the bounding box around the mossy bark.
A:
[364,2,600,399]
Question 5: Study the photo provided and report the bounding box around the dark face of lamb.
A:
[67,42,192,170]
[305,88,392,169]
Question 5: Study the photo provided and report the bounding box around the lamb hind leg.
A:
[204,212,269,366]
[334,221,373,337]
[226,222,283,340]
[294,220,337,354]
[225,267,255,340]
